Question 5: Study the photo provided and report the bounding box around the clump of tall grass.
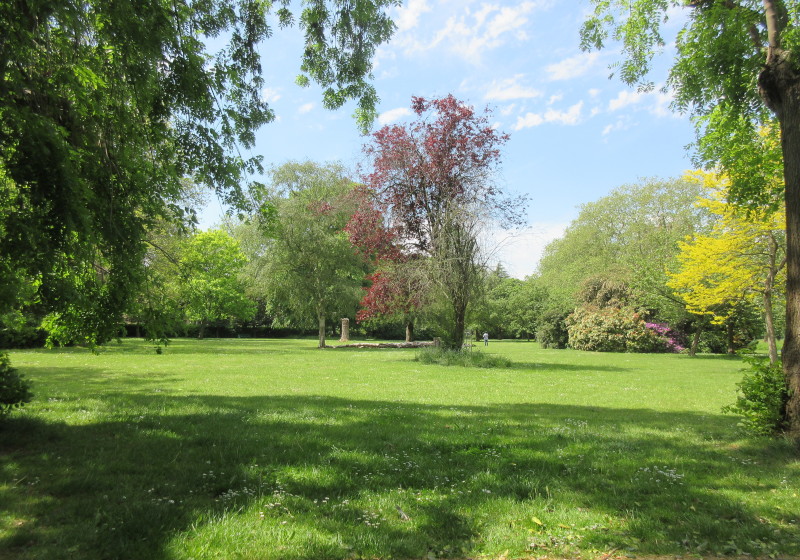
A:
[415,346,512,368]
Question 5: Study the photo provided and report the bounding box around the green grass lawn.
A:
[1,339,798,559]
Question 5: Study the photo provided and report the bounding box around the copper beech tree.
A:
[355,95,525,349]
[345,189,422,342]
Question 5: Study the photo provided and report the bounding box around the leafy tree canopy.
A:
[536,176,708,321]
[0,0,398,347]
[237,161,365,348]
[179,230,255,339]
[361,95,524,348]
[668,170,786,362]
[580,0,800,438]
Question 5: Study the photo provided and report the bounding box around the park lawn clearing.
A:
[1,338,798,560]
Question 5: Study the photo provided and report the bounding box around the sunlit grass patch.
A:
[1,338,798,559]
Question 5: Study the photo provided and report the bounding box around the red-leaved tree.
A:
[360,95,524,349]
[345,186,422,341]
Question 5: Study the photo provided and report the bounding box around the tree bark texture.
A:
[781,105,800,439]
[763,234,781,365]
[451,299,467,350]
[726,320,736,355]
[318,313,327,349]
[405,319,414,343]
[763,289,779,365]
[690,326,702,357]
[759,40,800,438]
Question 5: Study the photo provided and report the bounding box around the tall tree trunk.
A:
[451,300,467,350]
[781,107,800,438]
[726,319,736,355]
[759,37,800,439]
[689,326,701,357]
[764,236,781,365]
[198,322,205,340]
[764,289,779,365]
[318,312,326,349]
[405,318,414,342]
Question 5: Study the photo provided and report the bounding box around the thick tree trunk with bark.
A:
[759,39,800,439]
[726,319,736,355]
[780,108,800,439]
[318,312,326,349]
[763,289,779,365]
[763,235,781,365]
[405,319,414,342]
[450,299,468,350]
[689,326,702,357]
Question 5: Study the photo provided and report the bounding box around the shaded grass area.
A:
[1,339,798,559]
[415,346,513,368]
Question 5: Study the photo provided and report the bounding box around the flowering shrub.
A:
[566,307,675,353]
[644,322,686,353]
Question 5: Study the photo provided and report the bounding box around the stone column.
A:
[339,318,350,343]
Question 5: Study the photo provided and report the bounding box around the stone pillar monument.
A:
[339,318,350,343]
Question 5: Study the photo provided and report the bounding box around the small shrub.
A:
[537,309,569,349]
[415,347,512,368]
[0,352,33,419]
[722,355,788,436]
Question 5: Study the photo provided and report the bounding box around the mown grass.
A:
[1,339,798,560]
[416,346,513,368]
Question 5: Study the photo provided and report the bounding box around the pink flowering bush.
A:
[644,322,686,353]
[566,307,679,353]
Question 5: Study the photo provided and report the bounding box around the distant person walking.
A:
[483,332,489,346]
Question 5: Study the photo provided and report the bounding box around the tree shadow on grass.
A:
[508,361,631,372]
[1,394,798,560]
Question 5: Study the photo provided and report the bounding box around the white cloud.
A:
[650,90,675,117]
[395,0,432,32]
[608,87,676,117]
[515,112,544,129]
[514,101,584,130]
[588,88,601,98]
[397,1,542,62]
[484,75,542,101]
[499,103,517,116]
[547,93,563,105]
[602,118,630,136]
[378,107,412,125]
[545,52,600,81]
[261,87,281,104]
[608,90,644,112]
[298,102,315,114]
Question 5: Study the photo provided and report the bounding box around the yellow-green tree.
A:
[668,172,786,363]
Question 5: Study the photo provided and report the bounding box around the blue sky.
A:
[200,0,696,278]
